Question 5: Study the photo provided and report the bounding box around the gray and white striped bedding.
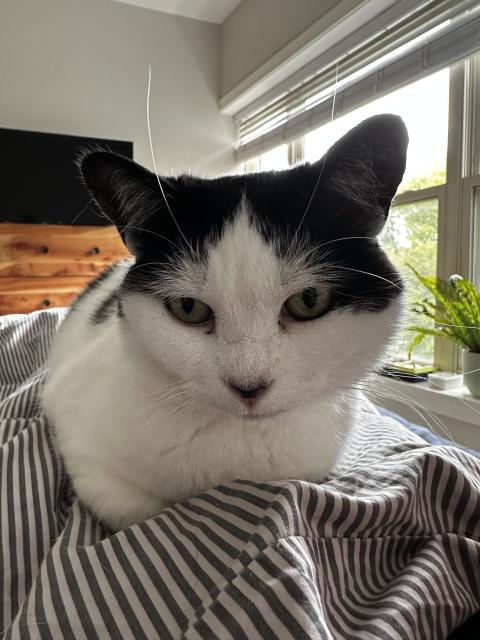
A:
[1,308,479,640]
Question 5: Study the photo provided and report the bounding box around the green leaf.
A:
[407,333,426,361]
[407,266,480,352]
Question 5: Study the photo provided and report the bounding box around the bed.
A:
[1,309,479,639]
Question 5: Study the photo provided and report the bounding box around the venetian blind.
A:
[236,0,480,162]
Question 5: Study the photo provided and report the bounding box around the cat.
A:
[41,114,408,530]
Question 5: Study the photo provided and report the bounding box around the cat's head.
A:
[80,114,408,419]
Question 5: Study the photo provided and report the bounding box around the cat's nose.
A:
[228,380,271,401]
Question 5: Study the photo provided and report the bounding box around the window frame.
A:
[245,54,480,373]
[436,57,480,371]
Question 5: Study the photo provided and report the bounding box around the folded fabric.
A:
[1,309,479,639]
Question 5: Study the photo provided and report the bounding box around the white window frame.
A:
[436,56,480,371]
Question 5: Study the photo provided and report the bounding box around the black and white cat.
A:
[42,114,408,530]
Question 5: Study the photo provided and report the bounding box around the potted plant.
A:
[408,267,480,398]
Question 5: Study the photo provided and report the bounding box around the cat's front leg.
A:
[72,471,164,530]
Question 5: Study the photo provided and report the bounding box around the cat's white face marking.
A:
[123,208,401,420]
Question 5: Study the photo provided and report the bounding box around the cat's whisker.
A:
[371,371,480,427]
[117,224,184,253]
[329,288,373,301]
[170,395,197,415]
[344,384,441,437]
[149,383,191,406]
[380,390,451,440]
[315,236,377,250]
[151,388,188,404]
[389,370,480,421]
[291,62,340,243]
[323,391,418,477]
[186,237,203,266]
[146,66,189,247]
[332,266,403,290]
[127,259,199,280]
[147,381,190,399]
[145,381,189,398]
[68,196,95,225]
[152,395,187,411]
[354,377,457,442]
[149,392,190,414]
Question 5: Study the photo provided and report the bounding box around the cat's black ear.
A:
[79,151,169,254]
[315,114,408,235]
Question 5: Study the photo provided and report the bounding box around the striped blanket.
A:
[1,309,479,640]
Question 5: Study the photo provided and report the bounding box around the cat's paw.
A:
[72,472,164,530]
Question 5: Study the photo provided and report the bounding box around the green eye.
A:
[167,297,213,324]
[284,287,331,320]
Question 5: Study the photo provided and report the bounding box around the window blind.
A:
[236,0,480,162]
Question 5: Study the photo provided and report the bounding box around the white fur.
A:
[42,210,401,529]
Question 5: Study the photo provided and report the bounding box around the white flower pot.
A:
[463,350,480,399]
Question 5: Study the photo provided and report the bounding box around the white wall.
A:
[220,0,350,97]
[0,0,235,176]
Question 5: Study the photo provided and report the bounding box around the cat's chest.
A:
[80,396,347,506]
[44,313,354,515]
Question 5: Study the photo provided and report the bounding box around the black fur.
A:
[67,264,119,316]
[90,291,124,324]
[80,115,408,314]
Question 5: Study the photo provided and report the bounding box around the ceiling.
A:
[113,0,242,24]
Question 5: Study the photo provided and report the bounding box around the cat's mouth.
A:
[240,408,287,420]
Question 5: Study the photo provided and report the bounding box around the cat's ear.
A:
[79,151,170,254]
[314,114,408,235]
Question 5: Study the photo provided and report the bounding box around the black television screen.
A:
[0,128,133,226]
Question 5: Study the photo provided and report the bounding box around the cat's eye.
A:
[283,287,331,320]
[167,297,213,324]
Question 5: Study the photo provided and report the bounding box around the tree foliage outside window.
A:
[380,171,444,361]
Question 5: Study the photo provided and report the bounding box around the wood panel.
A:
[0,223,129,315]
[0,261,109,277]
[0,292,79,315]
[0,223,130,277]
[0,276,94,315]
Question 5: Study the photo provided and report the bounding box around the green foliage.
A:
[397,169,446,194]
[380,168,447,361]
[408,268,480,355]
[381,199,438,360]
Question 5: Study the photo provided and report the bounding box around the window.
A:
[302,70,449,190]
[253,144,289,172]
[243,55,480,372]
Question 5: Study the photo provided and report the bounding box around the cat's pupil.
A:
[181,297,195,313]
[302,288,317,309]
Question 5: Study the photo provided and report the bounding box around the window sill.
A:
[370,376,480,429]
